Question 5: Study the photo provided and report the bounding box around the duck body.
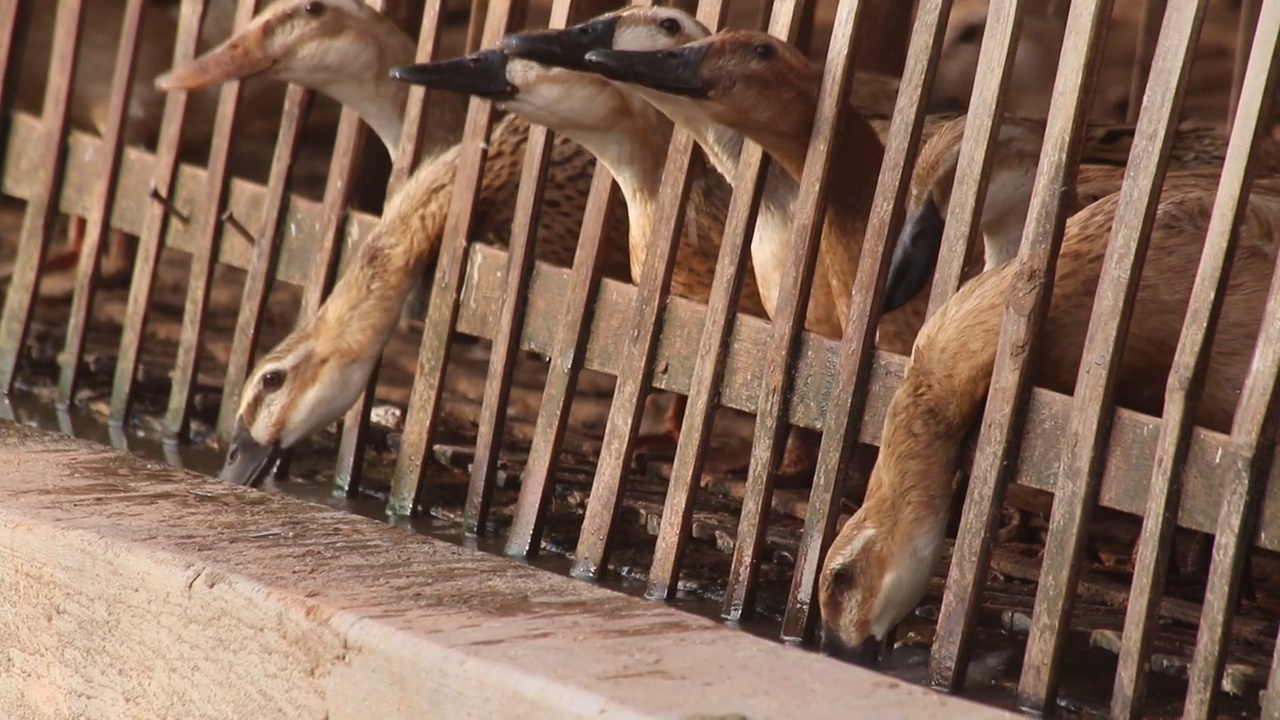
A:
[820,175,1280,664]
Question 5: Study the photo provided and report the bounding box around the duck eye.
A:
[829,566,856,590]
[261,370,286,392]
[303,1,326,16]
[658,18,681,34]
[753,43,775,60]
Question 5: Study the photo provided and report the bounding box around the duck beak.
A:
[389,50,517,100]
[218,420,280,488]
[155,26,274,91]
[820,623,886,669]
[883,196,946,313]
[583,45,709,98]
[500,16,619,72]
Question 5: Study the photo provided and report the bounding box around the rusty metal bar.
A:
[1182,273,1280,717]
[55,0,146,406]
[162,0,258,440]
[1127,0,1167,124]
[723,0,873,621]
[0,0,83,392]
[387,0,524,516]
[328,0,394,493]
[779,0,953,640]
[504,174,620,556]
[463,130,557,529]
[929,0,1115,691]
[568,133,700,576]
[214,85,314,442]
[108,0,209,424]
[925,0,1028,319]
[1229,0,1261,127]
[1111,4,1280,715]
[646,146,768,598]
[1016,0,1211,711]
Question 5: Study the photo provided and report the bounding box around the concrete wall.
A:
[0,423,1011,719]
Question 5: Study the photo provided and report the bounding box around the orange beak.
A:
[155,26,274,92]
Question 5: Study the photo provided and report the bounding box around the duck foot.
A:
[773,426,820,488]
[632,394,687,454]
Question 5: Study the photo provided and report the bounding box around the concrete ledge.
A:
[0,422,1012,719]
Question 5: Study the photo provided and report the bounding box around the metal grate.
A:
[2,0,1279,717]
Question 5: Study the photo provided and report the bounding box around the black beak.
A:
[820,622,886,669]
[583,45,709,98]
[218,420,281,488]
[883,196,946,313]
[389,49,517,100]
[500,16,619,72]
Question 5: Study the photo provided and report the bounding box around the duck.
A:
[883,113,1280,311]
[818,174,1280,667]
[155,0,634,276]
[392,45,776,451]
[582,29,949,356]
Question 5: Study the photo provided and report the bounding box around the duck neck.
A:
[555,101,673,279]
[325,73,407,157]
[865,288,1003,539]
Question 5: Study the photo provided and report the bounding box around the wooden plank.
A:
[57,0,147,405]
[722,0,858,622]
[780,0,953,641]
[162,0,259,440]
[214,86,313,442]
[1016,0,1211,710]
[1228,0,1261,127]
[925,0,1027,319]
[386,0,522,516]
[108,0,209,424]
[0,0,83,392]
[928,0,1116,692]
[1111,3,1280,715]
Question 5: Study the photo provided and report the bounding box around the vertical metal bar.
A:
[1182,268,1280,719]
[1262,630,1280,720]
[465,0,601,532]
[162,0,259,440]
[568,0,746,581]
[781,0,954,641]
[1228,0,1260,127]
[387,0,522,516]
[1127,0,1167,124]
[109,0,209,423]
[214,85,314,441]
[503,174,621,556]
[0,0,84,392]
[1112,4,1280,715]
[929,0,1114,690]
[645,140,768,599]
[925,0,1028,319]
[325,0,394,493]
[56,0,146,406]
[1016,0,1210,710]
[722,0,871,620]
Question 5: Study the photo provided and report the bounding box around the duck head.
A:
[498,6,710,71]
[219,324,380,487]
[157,0,407,93]
[582,30,820,152]
[391,49,651,141]
[883,116,1048,312]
